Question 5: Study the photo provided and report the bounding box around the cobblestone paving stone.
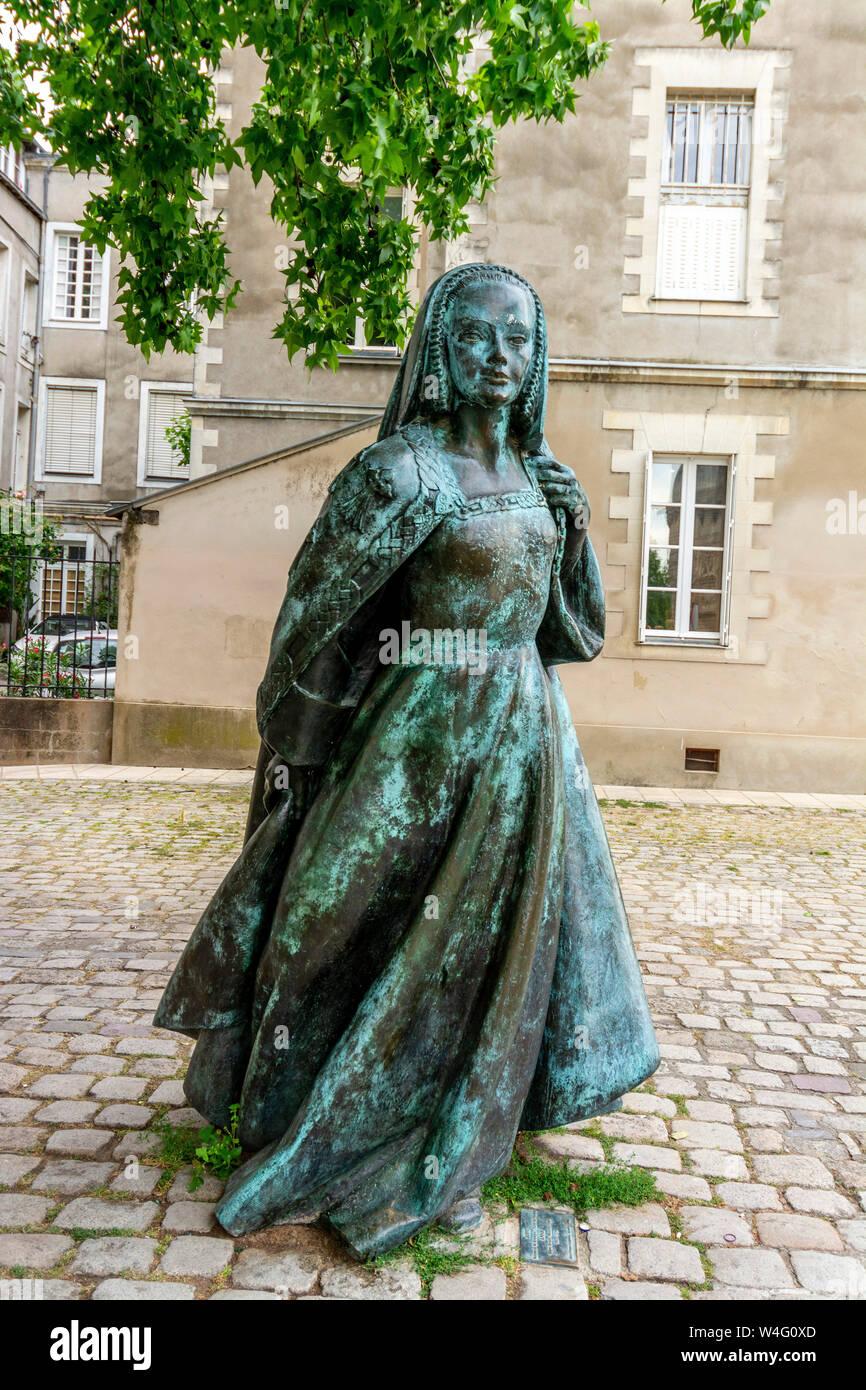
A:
[0,779,864,1301]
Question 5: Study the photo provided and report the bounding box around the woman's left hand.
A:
[531,454,590,529]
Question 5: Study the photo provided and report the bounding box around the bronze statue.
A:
[155,263,659,1258]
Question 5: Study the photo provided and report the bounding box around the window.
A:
[656,94,753,301]
[38,380,104,481]
[47,226,109,327]
[137,382,192,483]
[346,191,406,354]
[641,454,734,644]
[21,268,38,360]
[0,144,24,190]
[0,242,8,342]
[40,538,90,618]
[15,403,31,490]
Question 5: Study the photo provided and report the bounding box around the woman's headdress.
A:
[378,263,548,450]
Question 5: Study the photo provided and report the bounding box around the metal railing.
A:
[0,553,119,700]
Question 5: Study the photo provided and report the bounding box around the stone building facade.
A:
[8,0,866,787]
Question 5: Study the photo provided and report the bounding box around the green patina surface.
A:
[155,265,659,1259]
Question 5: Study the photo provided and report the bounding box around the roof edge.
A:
[106,413,382,517]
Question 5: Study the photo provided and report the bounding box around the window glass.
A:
[644,456,731,642]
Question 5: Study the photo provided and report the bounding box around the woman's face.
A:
[445,280,536,410]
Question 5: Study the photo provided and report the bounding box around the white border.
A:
[36,376,106,485]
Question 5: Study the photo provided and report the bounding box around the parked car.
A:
[11,613,108,654]
[56,631,118,696]
[2,629,117,698]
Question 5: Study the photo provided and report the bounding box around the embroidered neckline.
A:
[455,489,548,516]
[399,421,547,515]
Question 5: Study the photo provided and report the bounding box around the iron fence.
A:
[0,552,119,700]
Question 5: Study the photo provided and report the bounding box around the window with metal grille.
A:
[42,385,99,476]
[641,454,734,644]
[52,232,104,322]
[142,387,190,480]
[656,94,753,302]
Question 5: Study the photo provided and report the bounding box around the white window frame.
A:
[14,395,31,492]
[0,144,25,191]
[37,530,94,626]
[0,237,10,347]
[20,264,39,364]
[344,189,408,356]
[655,93,753,303]
[136,381,194,486]
[44,223,110,331]
[639,451,736,647]
[36,377,105,485]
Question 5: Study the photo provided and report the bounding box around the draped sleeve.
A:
[535,520,605,666]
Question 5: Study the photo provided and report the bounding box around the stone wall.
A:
[0,697,113,765]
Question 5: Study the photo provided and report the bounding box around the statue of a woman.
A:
[155,263,659,1259]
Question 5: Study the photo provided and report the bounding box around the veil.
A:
[377,262,549,452]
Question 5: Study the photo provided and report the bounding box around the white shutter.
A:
[43,386,98,475]
[146,391,187,478]
[657,204,746,301]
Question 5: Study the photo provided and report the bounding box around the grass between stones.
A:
[149,1108,243,1194]
[373,1225,496,1294]
[372,1133,660,1296]
[482,1133,659,1212]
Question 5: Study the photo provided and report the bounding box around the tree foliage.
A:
[0,1,770,367]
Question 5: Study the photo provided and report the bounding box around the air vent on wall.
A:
[685,747,720,773]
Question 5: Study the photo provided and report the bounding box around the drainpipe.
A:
[26,157,50,494]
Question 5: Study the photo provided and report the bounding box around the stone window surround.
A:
[623,45,791,318]
[601,408,789,666]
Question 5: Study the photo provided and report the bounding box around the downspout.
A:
[26,158,50,493]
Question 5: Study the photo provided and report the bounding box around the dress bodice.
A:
[397,490,558,650]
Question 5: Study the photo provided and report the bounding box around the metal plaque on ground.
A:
[519,1207,579,1266]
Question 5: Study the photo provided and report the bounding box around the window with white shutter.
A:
[42,384,100,477]
[139,383,193,482]
[656,94,753,302]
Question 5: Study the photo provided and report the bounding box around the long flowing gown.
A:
[224,483,567,1255]
[156,424,660,1260]
[162,466,655,1258]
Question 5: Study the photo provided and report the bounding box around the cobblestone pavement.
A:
[0,777,864,1301]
